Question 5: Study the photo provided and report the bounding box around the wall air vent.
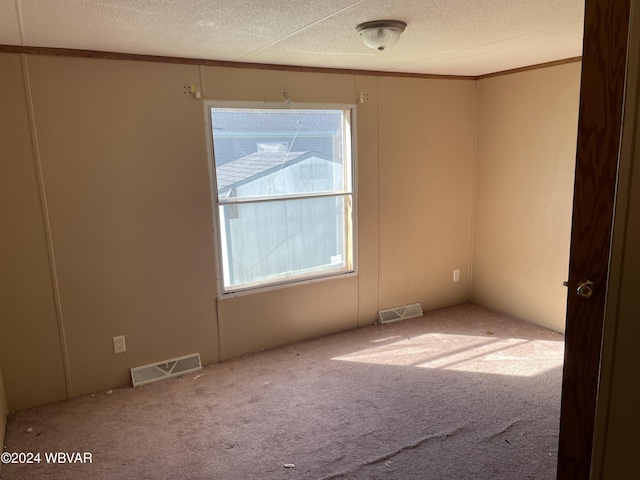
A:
[377,303,423,324]
[131,353,202,387]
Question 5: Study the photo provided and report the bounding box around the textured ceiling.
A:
[1,0,585,76]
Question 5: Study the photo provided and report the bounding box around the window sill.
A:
[218,270,358,299]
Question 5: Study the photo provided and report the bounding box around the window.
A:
[207,104,355,294]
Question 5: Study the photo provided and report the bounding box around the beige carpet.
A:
[0,303,565,479]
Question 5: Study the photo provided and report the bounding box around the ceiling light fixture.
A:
[356,20,407,51]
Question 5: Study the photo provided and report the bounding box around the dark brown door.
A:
[556,0,632,478]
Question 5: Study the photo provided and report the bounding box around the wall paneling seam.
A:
[20,54,73,399]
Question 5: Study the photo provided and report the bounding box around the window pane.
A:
[212,109,349,200]
[219,195,352,290]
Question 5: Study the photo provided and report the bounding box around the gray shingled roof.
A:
[216,151,330,192]
[211,110,341,134]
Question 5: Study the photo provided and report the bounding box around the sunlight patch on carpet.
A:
[332,333,564,377]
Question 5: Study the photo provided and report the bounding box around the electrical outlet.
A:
[453,269,460,282]
[113,335,126,354]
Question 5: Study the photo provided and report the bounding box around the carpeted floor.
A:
[0,303,565,480]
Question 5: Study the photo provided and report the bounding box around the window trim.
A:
[203,100,358,298]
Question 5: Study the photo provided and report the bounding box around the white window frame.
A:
[203,100,358,298]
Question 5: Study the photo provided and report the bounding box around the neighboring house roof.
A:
[216,151,330,192]
[211,110,341,136]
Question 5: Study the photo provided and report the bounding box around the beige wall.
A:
[472,63,581,332]
[378,77,476,310]
[0,54,220,409]
[26,56,220,399]
[0,53,476,410]
[0,53,68,410]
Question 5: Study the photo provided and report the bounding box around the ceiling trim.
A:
[0,44,475,81]
[477,56,582,80]
[0,44,582,81]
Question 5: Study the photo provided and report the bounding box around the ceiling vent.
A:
[377,303,423,324]
[131,353,202,387]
